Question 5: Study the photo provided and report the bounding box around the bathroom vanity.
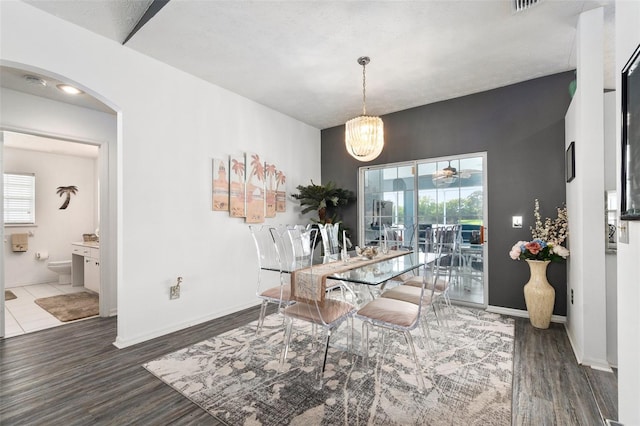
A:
[71,242,100,294]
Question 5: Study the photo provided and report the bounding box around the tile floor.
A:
[4,282,96,338]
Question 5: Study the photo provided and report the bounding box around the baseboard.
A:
[564,323,584,364]
[588,363,614,372]
[112,301,258,349]
[486,305,567,324]
[564,324,614,372]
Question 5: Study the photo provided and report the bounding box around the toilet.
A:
[48,260,72,284]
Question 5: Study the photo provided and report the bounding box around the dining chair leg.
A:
[310,323,318,350]
[342,282,358,304]
[280,317,294,368]
[347,316,354,355]
[419,319,434,352]
[403,330,426,392]
[256,300,269,335]
[445,293,455,315]
[366,286,377,302]
[379,328,387,362]
[315,328,332,390]
[432,303,442,326]
[437,301,450,329]
[361,321,370,368]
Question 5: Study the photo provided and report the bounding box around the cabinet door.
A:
[84,257,100,293]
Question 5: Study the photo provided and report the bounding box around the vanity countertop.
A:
[72,241,99,248]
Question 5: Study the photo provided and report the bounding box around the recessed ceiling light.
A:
[56,84,84,95]
[23,74,47,87]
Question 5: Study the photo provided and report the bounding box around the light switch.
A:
[619,220,629,244]
[512,216,523,228]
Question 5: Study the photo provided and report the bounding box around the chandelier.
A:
[345,56,384,162]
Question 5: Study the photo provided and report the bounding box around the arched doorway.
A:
[0,63,118,337]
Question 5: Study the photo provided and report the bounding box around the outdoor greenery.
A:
[394,190,483,225]
[419,190,483,223]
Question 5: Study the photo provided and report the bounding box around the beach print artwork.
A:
[245,152,265,223]
[265,162,277,218]
[229,154,246,218]
[276,169,287,212]
[212,158,229,211]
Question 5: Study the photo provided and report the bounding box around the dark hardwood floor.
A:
[512,320,617,425]
[0,307,617,425]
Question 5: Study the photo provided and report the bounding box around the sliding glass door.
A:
[361,164,416,247]
[359,153,487,306]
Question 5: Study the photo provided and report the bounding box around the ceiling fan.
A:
[432,161,458,186]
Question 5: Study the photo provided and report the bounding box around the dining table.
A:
[289,250,425,306]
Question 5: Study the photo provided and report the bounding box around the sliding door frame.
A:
[358,151,488,308]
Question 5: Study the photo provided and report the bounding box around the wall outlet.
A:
[170,285,180,299]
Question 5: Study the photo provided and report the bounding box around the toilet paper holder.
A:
[35,251,49,260]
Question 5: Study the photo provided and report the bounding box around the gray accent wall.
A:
[321,71,574,315]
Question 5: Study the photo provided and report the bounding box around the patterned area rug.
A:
[144,306,514,425]
[34,292,98,322]
[5,290,17,301]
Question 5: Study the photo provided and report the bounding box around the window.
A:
[4,173,36,225]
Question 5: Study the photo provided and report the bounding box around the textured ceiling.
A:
[13,0,616,130]
[23,0,154,43]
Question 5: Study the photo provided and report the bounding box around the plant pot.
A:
[523,259,555,329]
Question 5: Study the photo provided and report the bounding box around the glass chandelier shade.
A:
[345,115,384,161]
[345,56,384,162]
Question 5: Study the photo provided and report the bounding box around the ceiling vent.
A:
[513,0,541,12]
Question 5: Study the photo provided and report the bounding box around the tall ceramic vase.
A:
[523,260,555,329]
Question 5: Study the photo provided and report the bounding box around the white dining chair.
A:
[249,225,295,335]
[279,227,357,390]
[354,255,430,393]
[317,223,360,304]
[402,224,461,317]
[379,227,448,334]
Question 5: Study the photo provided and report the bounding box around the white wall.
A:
[0,1,321,346]
[615,1,640,423]
[565,95,582,352]
[603,91,617,366]
[0,88,116,144]
[3,146,97,287]
[565,7,608,370]
[572,90,619,367]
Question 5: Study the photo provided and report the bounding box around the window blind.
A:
[4,173,36,224]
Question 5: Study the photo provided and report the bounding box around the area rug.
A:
[5,290,17,301]
[144,306,514,425]
[34,292,98,322]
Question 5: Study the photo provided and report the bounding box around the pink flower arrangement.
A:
[509,200,569,262]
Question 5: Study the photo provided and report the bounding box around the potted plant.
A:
[291,180,355,224]
[292,181,356,254]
